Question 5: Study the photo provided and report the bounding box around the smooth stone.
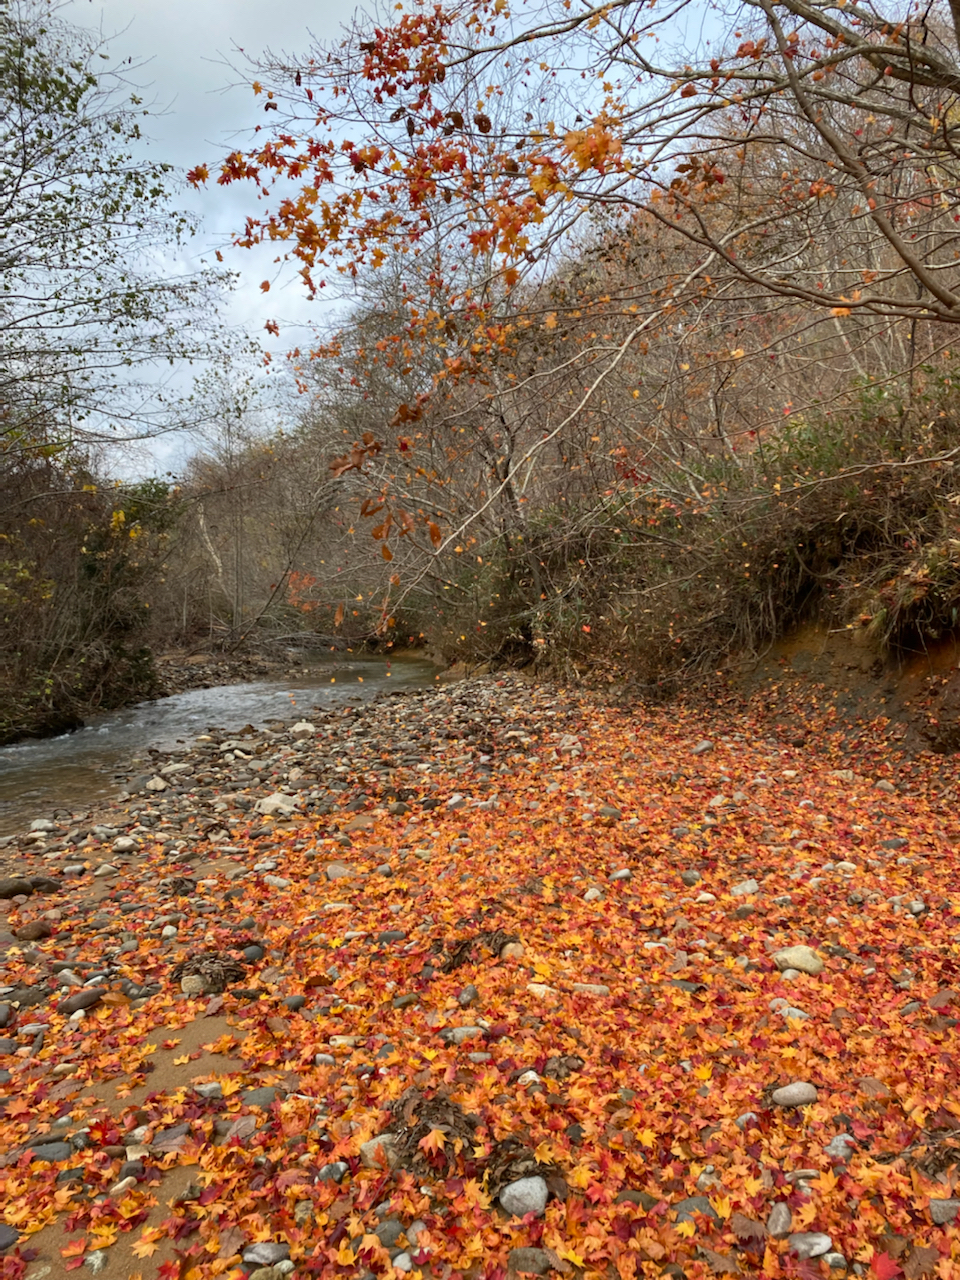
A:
[392,1254,413,1273]
[242,1243,290,1266]
[789,1233,832,1260]
[735,1111,759,1130]
[583,887,603,902]
[439,1025,482,1045]
[58,988,105,1014]
[772,1081,818,1107]
[375,1220,404,1248]
[316,1162,349,1183]
[263,875,291,889]
[457,984,479,1008]
[673,1195,720,1225]
[283,995,306,1012]
[730,878,759,896]
[0,878,33,899]
[766,1202,792,1238]
[314,1053,336,1066]
[29,1141,74,1162]
[499,1175,548,1217]
[325,862,353,880]
[930,1199,960,1225]
[691,740,713,755]
[508,1247,552,1274]
[824,1133,856,1160]
[161,925,178,939]
[195,1081,223,1099]
[823,1255,847,1270]
[572,983,610,996]
[244,945,265,963]
[360,1133,400,1169]
[0,1224,19,1252]
[680,870,702,886]
[774,946,824,976]
[242,1087,278,1108]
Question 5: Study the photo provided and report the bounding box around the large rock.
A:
[499,1175,548,1217]
[773,946,824,976]
[772,1081,818,1108]
[0,877,33,899]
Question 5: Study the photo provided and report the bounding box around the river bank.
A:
[1,674,960,1278]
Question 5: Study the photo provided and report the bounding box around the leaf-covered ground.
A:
[2,674,960,1280]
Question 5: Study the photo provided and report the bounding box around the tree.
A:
[1,0,230,454]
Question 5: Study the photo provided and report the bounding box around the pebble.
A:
[263,875,291,889]
[242,1243,291,1266]
[691,740,713,755]
[771,1081,818,1107]
[58,988,105,1014]
[242,1087,278,1108]
[440,1025,482,1045]
[773,946,824,975]
[392,1254,413,1272]
[0,1225,19,1252]
[508,1247,552,1274]
[583,886,603,902]
[360,1133,400,1169]
[730,878,758,896]
[500,942,524,960]
[766,1202,792,1238]
[499,1175,548,1217]
[789,1233,832,1260]
[930,1198,960,1224]
[680,870,701,886]
[824,1133,856,1160]
[572,982,610,996]
[610,868,632,881]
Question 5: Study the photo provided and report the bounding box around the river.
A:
[0,655,438,837]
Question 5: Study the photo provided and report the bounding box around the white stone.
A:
[145,776,168,792]
[499,1175,549,1217]
[256,793,300,817]
[290,721,316,739]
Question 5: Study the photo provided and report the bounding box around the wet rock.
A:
[500,1175,548,1217]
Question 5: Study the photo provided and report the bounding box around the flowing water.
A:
[0,655,438,836]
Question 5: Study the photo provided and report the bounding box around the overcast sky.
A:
[66,0,361,460]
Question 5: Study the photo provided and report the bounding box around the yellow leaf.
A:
[693,1063,713,1081]
[638,1128,656,1148]
[831,306,851,317]
[543,312,558,329]
[731,347,745,358]
[173,1054,190,1066]
[711,1194,731,1220]
[676,1220,696,1238]
[132,1239,160,1260]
